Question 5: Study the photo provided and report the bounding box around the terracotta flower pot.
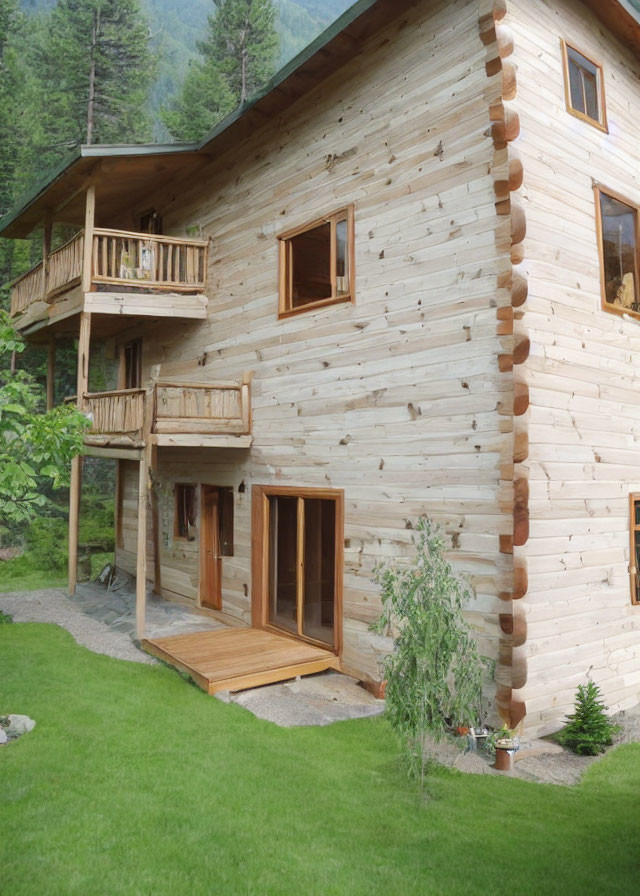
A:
[494,745,515,772]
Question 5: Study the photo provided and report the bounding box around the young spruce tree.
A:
[558,679,620,756]
[163,0,279,142]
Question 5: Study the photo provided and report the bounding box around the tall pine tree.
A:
[163,0,279,142]
[0,0,23,216]
[35,0,155,163]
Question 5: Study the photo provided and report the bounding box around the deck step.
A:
[141,627,339,694]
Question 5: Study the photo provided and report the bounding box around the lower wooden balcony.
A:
[70,376,252,454]
[10,227,209,337]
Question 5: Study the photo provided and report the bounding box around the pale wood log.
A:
[75,312,91,412]
[42,213,52,298]
[68,456,82,597]
[136,453,148,640]
[82,186,96,292]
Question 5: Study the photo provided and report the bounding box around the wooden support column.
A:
[136,453,148,640]
[150,444,161,596]
[69,311,91,597]
[68,456,82,596]
[82,185,96,293]
[76,312,91,409]
[46,338,55,411]
[42,213,52,300]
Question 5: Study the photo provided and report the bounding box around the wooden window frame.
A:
[277,205,355,319]
[561,39,608,133]
[174,483,197,541]
[251,484,344,655]
[594,183,640,322]
[630,494,640,606]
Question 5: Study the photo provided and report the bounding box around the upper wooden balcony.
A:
[67,375,253,454]
[10,227,209,335]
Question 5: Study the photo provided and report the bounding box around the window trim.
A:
[277,205,355,319]
[251,484,344,654]
[561,39,608,133]
[594,183,640,322]
[630,493,640,606]
[174,483,197,541]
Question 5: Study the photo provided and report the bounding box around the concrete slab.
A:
[219,670,386,727]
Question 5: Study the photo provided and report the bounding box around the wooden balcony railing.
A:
[11,262,43,315]
[67,377,251,448]
[92,229,208,293]
[47,231,84,299]
[10,227,209,316]
[154,380,251,435]
[85,388,147,440]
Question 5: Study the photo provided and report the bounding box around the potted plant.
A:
[492,724,519,771]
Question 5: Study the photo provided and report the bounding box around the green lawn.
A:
[1,622,639,895]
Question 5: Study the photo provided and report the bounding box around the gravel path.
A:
[0,588,155,664]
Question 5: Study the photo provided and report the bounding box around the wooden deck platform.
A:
[141,627,340,694]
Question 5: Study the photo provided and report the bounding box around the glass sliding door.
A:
[268,496,298,634]
[267,492,337,648]
[302,499,335,644]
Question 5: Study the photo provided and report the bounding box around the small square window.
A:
[278,206,354,317]
[630,494,640,605]
[562,40,607,131]
[175,484,196,540]
[595,185,640,320]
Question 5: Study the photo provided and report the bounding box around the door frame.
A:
[251,484,344,656]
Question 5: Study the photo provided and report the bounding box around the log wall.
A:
[506,0,640,734]
[115,0,513,692]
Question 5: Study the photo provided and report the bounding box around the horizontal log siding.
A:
[509,0,640,734]
[117,0,512,688]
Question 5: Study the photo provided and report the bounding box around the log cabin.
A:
[3,0,640,736]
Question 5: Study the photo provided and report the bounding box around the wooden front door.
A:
[201,487,222,610]
[200,486,234,611]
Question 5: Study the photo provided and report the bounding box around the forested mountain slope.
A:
[20,0,354,132]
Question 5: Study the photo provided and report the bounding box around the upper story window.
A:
[595,185,640,320]
[277,206,354,318]
[561,40,607,131]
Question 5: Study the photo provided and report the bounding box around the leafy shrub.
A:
[558,679,620,756]
[0,610,12,623]
[20,497,114,575]
[24,516,68,572]
[372,517,486,779]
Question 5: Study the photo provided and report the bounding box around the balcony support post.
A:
[69,310,91,597]
[82,185,96,292]
[46,338,55,411]
[68,456,82,597]
[135,453,148,640]
[42,213,52,300]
